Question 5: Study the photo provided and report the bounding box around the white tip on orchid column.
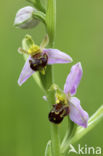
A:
[14,6,39,29]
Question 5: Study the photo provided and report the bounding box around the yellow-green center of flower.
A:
[28,44,41,56]
[56,93,68,105]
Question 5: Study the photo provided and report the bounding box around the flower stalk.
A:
[27,0,46,13]
[32,10,46,24]
[46,0,56,47]
[43,0,61,156]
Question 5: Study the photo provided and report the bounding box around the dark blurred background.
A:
[0,0,103,156]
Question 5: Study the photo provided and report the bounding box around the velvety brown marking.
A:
[29,53,48,71]
[48,102,70,124]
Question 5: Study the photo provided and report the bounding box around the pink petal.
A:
[64,62,83,96]
[69,97,89,128]
[43,49,73,64]
[18,56,34,86]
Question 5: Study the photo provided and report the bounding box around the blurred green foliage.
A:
[0,0,103,156]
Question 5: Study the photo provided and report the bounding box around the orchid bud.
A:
[14,6,39,29]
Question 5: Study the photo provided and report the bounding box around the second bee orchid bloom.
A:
[64,62,89,128]
[18,36,72,86]
[49,63,89,128]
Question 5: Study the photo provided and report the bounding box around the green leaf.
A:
[45,140,52,156]
[60,118,77,154]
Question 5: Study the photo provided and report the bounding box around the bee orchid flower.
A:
[18,36,73,86]
[64,62,89,128]
[49,63,89,128]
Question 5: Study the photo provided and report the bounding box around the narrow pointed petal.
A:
[43,49,73,64]
[64,62,83,96]
[18,56,34,86]
[69,97,89,128]
[40,35,49,50]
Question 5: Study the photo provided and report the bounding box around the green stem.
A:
[35,0,60,155]
[32,11,46,24]
[34,0,46,13]
[50,124,60,156]
[27,0,46,13]
[46,85,61,156]
[45,0,61,156]
[46,0,56,46]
